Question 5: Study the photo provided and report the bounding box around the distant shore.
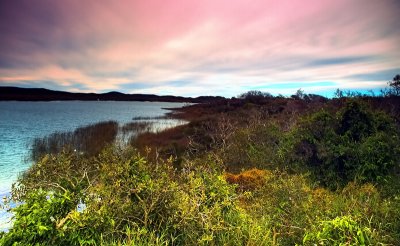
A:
[0,86,224,103]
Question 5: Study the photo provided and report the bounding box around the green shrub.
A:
[223,123,282,170]
[173,166,239,244]
[283,99,400,188]
[3,147,271,245]
[303,215,374,245]
[13,150,91,201]
[85,147,180,239]
[239,170,400,245]
[0,190,88,246]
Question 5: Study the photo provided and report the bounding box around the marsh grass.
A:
[31,121,118,162]
[121,121,153,134]
[30,118,187,163]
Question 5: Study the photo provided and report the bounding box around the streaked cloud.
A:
[0,0,399,97]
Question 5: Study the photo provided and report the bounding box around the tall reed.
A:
[31,121,118,161]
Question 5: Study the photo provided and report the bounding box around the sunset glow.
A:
[1,0,399,96]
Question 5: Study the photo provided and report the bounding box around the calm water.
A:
[0,101,186,195]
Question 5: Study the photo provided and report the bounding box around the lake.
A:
[0,101,187,195]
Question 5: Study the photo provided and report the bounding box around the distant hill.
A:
[0,86,225,103]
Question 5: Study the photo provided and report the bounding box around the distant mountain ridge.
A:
[0,86,225,103]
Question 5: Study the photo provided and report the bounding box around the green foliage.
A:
[303,215,374,245]
[172,166,241,244]
[241,171,400,245]
[0,190,86,246]
[283,99,400,188]
[244,170,317,245]
[3,147,400,245]
[3,147,271,245]
[13,150,91,201]
[85,147,180,239]
[223,123,282,170]
[106,226,172,246]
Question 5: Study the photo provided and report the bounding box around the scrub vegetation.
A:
[1,75,400,245]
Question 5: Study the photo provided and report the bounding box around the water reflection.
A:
[118,118,187,144]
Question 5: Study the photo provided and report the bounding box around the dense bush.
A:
[283,100,400,188]
[4,151,399,245]
[241,171,400,245]
[85,147,180,239]
[13,149,91,201]
[222,123,282,170]
[3,147,271,245]
[0,190,90,246]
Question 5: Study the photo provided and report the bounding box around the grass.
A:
[31,121,118,161]
[121,121,153,134]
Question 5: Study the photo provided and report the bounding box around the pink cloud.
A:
[0,0,399,96]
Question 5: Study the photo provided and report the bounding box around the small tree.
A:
[334,89,344,98]
[238,90,273,99]
[291,88,305,100]
[238,90,273,104]
[388,74,400,96]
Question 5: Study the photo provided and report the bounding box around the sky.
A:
[0,0,399,97]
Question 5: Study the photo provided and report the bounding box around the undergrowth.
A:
[2,94,400,245]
